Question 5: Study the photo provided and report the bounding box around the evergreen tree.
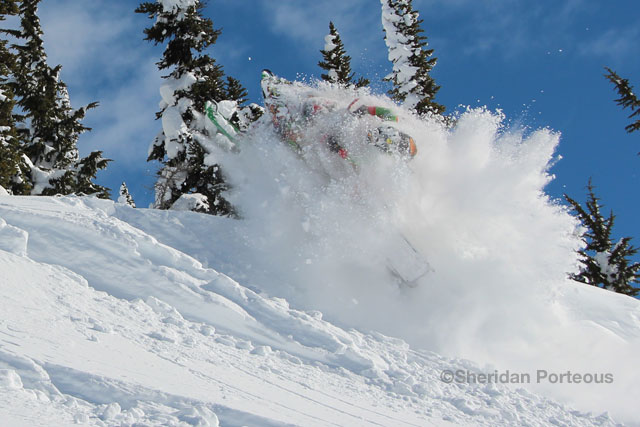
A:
[380,0,444,116]
[225,76,247,105]
[118,181,136,207]
[0,0,30,194]
[318,22,369,88]
[6,0,110,197]
[565,180,640,297]
[136,0,236,216]
[605,67,640,134]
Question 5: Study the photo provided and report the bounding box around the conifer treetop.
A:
[118,182,136,207]
[318,22,369,88]
[7,0,47,69]
[565,179,640,296]
[136,0,220,73]
[605,67,640,134]
[158,0,198,16]
[380,0,444,116]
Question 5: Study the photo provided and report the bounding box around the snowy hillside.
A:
[0,195,626,426]
[2,80,640,426]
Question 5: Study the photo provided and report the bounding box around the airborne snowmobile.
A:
[260,69,417,164]
[260,70,430,287]
[201,71,430,287]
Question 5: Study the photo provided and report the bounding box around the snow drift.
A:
[1,79,639,425]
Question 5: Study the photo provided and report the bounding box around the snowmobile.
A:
[261,70,430,287]
[260,69,417,163]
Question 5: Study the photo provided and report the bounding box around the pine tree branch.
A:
[605,67,640,134]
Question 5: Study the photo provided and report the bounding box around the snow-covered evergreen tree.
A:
[380,0,444,116]
[318,22,369,88]
[118,182,136,207]
[565,180,640,297]
[605,67,640,134]
[136,0,237,216]
[6,0,110,197]
[0,0,30,195]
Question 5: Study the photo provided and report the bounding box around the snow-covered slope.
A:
[0,195,624,426]
[2,80,640,425]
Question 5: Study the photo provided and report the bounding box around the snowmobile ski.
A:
[205,100,239,143]
[384,233,431,287]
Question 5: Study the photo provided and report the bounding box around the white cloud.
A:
[37,1,163,162]
[578,25,640,65]
[256,0,384,60]
[39,1,155,83]
[80,59,162,162]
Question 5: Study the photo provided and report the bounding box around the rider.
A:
[261,69,416,159]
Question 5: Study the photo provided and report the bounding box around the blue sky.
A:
[36,0,639,249]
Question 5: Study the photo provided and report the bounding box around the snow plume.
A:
[221,81,579,339]
[209,79,640,422]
